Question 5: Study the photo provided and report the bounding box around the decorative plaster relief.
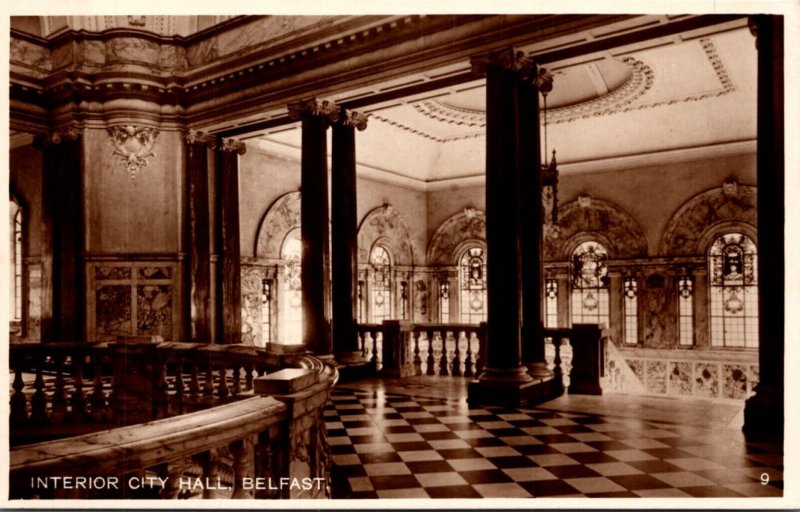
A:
[660,184,756,256]
[96,285,132,338]
[641,285,675,349]
[255,191,300,259]
[722,364,749,400]
[357,204,414,266]
[10,38,52,72]
[137,285,172,337]
[668,361,693,396]
[544,198,647,262]
[108,125,159,180]
[427,209,486,265]
[240,265,265,346]
[693,363,719,399]
[107,37,160,66]
[627,358,645,383]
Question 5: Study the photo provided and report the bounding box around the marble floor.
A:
[325,376,782,499]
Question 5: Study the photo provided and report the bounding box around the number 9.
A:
[761,473,770,485]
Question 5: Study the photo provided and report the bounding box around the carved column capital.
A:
[338,108,369,131]
[470,48,533,79]
[185,130,217,148]
[33,125,82,148]
[107,125,160,180]
[218,138,247,155]
[288,98,341,123]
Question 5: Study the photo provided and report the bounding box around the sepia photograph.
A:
[3,1,796,507]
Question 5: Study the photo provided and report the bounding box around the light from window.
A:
[369,245,392,322]
[459,247,487,324]
[260,279,272,346]
[357,280,365,323]
[439,281,450,323]
[709,233,758,348]
[399,281,408,320]
[570,241,609,326]
[624,276,638,345]
[545,279,558,328]
[14,208,23,321]
[678,276,694,346]
[279,234,303,344]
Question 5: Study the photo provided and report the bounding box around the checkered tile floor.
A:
[325,386,783,499]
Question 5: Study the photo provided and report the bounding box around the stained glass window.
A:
[459,247,487,324]
[370,245,392,322]
[678,276,694,346]
[570,241,609,326]
[623,276,638,345]
[260,279,272,346]
[439,281,450,323]
[279,233,302,344]
[545,279,558,328]
[709,233,758,348]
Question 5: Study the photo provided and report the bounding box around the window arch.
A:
[278,231,302,344]
[369,244,393,322]
[459,246,487,324]
[708,233,758,348]
[570,241,610,326]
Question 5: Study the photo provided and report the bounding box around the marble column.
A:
[331,108,368,364]
[468,50,534,405]
[519,67,552,380]
[608,273,624,345]
[744,15,783,442]
[289,99,340,357]
[184,131,216,342]
[37,127,84,342]
[214,138,246,344]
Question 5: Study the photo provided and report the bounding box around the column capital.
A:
[33,124,82,148]
[470,48,533,79]
[218,137,247,155]
[338,108,369,130]
[288,98,341,123]
[185,130,217,148]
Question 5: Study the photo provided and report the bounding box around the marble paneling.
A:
[96,285,132,339]
[723,364,749,400]
[27,264,42,340]
[668,361,692,396]
[693,363,719,399]
[749,365,760,392]
[645,360,667,394]
[136,285,172,337]
[137,266,172,280]
[627,358,645,383]
[107,38,160,66]
[641,288,675,348]
[95,266,132,280]
[413,280,428,321]
[10,37,52,72]
[240,265,264,346]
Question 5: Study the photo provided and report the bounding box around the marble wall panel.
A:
[627,358,645,383]
[241,265,264,346]
[645,360,667,394]
[136,285,172,338]
[669,361,693,396]
[96,285,132,339]
[723,364,749,400]
[26,264,42,340]
[693,363,719,399]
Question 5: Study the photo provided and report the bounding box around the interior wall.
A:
[10,143,43,257]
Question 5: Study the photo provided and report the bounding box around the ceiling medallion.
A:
[108,125,160,180]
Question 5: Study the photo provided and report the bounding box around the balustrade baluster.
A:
[439,331,450,376]
[51,354,67,423]
[217,365,230,400]
[10,362,28,426]
[230,436,255,499]
[255,433,278,499]
[425,331,435,375]
[200,448,224,499]
[156,361,170,418]
[452,332,463,377]
[203,363,215,405]
[370,331,379,369]
[188,364,200,409]
[244,364,254,391]
[464,332,474,377]
[159,459,189,499]
[559,338,573,390]
[70,355,88,422]
[412,332,422,376]
[174,362,185,415]
[91,358,107,422]
[232,365,242,396]
[30,355,48,424]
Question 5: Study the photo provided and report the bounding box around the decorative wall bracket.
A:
[108,125,159,180]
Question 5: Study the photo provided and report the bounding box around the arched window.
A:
[459,246,487,324]
[369,245,392,322]
[279,232,302,344]
[709,233,758,348]
[570,241,609,326]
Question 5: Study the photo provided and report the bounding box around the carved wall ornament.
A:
[577,194,592,208]
[107,125,159,179]
[255,191,301,259]
[128,15,146,27]
[427,209,486,265]
[722,177,739,197]
[357,204,414,266]
[287,98,340,123]
[471,48,533,78]
[34,125,81,148]
[339,109,369,130]
[219,138,247,154]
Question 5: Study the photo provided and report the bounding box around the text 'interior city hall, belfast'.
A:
[7,13,784,501]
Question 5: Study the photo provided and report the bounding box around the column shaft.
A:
[185,134,213,341]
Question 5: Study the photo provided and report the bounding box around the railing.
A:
[355,321,589,391]
[9,340,306,443]
[9,355,337,500]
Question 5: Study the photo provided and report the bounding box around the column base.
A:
[469,366,562,407]
[527,361,554,381]
[743,384,784,443]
